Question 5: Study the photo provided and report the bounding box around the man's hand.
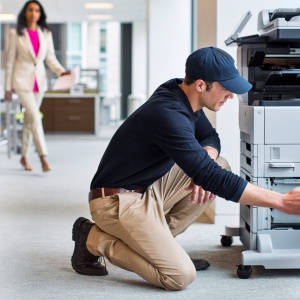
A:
[185,181,215,205]
[240,184,300,215]
[184,146,217,205]
[281,187,300,215]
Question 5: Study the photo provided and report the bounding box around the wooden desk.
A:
[41,94,100,135]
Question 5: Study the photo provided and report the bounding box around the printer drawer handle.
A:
[269,163,295,168]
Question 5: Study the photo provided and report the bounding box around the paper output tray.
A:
[265,69,300,86]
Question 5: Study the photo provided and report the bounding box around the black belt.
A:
[89,187,146,202]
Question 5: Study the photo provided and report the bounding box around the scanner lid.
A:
[225,11,253,46]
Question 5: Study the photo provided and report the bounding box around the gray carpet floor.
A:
[1,128,300,300]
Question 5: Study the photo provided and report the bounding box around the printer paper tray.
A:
[239,104,300,144]
[240,154,300,177]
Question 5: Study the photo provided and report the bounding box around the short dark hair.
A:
[17,0,49,36]
[183,75,214,91]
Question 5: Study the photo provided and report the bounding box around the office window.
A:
[1,24,4,51]
[99,57,107,92]
[66,22,82,69]
[68,23,82,51]
[100,26,106,53]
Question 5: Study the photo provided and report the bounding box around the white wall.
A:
[147,0,192,96]
[212,0,300,221]
[86,23,100,69]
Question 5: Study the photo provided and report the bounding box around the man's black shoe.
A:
[71,217,108,276]
[191,258,210,271]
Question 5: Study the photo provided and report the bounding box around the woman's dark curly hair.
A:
[16,0,49,35]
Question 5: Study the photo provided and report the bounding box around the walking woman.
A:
[5,0,69,171]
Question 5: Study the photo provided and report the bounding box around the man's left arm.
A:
[186,145,219,205]
[188,110,220,204]
[195,110,221,157]
[195,111,220,159]
[203,145,219,161]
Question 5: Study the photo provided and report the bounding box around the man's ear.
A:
[195,79,206,93]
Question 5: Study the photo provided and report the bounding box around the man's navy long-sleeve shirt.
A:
[91,78,247,202]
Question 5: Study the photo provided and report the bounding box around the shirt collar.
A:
[168,78,201,122]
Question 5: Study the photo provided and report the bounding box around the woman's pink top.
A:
[27,29,40,92]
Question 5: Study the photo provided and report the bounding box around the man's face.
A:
[199,82,234,112]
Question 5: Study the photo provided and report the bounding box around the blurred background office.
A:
[1,0,300,222]
[0,0,147,124]
[1,1,300,299]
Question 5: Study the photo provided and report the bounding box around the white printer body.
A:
[224,8,300,277]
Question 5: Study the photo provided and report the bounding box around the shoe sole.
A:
[196,262,210,270]
[71,217,108,276]
[20,160,33,171]
[191,259,211,271]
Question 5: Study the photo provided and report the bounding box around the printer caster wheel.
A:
[220,235,233,247]
[237,264,252,279]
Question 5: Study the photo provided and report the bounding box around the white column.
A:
[80,22,88,68]
[147,0,192,96]
[105,22,121,121]
[132,21,147,100]
[85,22,100,69]
[106,22,121,96]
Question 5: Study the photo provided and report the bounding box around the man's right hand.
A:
[5,91,12,101]
[281,187,300,215]
[240,183,300,215]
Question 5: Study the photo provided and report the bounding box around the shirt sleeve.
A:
[152,102,247,202]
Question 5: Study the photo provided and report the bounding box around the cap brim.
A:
[219,75,252,94]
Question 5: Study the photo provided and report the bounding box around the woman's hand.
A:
[185,180,215,205]
[60,71,71,76]
[5,91,12,101]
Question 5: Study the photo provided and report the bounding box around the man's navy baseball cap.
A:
[185,46,252,94]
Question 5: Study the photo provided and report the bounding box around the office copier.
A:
[222,8,300,279]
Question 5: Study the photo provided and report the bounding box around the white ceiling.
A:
[0,0,147,23]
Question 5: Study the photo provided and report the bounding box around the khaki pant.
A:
[87,157,230,290]
[16,91,47,156]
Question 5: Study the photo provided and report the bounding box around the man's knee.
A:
[162,261,196,291]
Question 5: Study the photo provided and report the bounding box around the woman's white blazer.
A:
[5,27,66,92]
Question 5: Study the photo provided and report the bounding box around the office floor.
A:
[1,127,300,300]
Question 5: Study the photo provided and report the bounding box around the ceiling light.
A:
[88,14,113,20]
[0,14,16,21]
[85,3,114,10]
